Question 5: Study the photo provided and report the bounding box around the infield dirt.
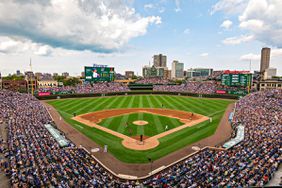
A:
[72,108,209,150]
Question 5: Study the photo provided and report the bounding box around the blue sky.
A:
[0,0,281,76]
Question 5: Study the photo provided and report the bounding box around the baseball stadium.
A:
[0,63,281,187]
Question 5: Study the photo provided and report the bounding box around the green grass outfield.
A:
[48,95,234,163]
[99,112,184,137]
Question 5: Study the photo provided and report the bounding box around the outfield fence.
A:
[36,91,239,100]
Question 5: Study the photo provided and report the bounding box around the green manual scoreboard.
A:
[85,65,115,82]
[221,74,252,87]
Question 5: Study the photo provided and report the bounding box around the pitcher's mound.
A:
[133,120,148,126]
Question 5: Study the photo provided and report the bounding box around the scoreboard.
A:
[85,65,115,82]
[221,74,252,87]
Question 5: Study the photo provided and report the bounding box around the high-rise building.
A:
[142,66,158,78]
[53,73,59,77]
[35,72,43,80]
[16,70,21,76]
[264,68,277,80]
[62,72,69,77]
[187,68,213,78]
[125,71,134,79]
[156,67,165,78]
[171,60,184,79]
[164,69,171,80]
[260,47,271,73]
[153,54,167,67]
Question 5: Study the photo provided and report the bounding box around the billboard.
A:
[216,88,248,96]
[38,92,51,96]
[216,90,227,94]
[85,66,115,82]
[228,90,248,96]
[221,73,252,87]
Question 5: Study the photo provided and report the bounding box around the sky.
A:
[0,0,281,76]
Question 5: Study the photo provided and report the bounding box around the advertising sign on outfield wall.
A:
[38,92,51,96]
[216,90,227,94]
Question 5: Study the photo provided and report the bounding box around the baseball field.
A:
[48,95,233,163]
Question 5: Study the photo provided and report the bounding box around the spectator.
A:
[0,89,281,187]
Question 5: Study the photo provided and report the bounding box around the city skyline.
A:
[0,0,282,76]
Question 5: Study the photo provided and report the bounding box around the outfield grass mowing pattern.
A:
[48,95,233,163]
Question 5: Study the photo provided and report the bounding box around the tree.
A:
[2,75,24,81]
[53,75,81,86]
[64,77,80,86]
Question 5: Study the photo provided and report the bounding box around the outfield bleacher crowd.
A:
[37,82,130,95]
[0,89,281,187]
[135,78,173,84]
[153,81,217,94]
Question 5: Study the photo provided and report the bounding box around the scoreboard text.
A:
[221,74,252,87]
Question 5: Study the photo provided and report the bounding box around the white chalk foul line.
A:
[75,124,84,129]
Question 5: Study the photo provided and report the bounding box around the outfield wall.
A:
[36,91,239,100]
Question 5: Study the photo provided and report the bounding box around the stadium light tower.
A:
[29,58,35,96]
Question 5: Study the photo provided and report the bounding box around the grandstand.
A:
[0,88,281,187]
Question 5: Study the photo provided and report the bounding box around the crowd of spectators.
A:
[0,89,281,187]
[37,82,130,95]
[135,78,173,84]
[207,70,224,80]
[143,89,281,187]
[0,91,125,187]
[153,81,217,94]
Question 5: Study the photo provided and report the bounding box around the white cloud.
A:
[33,45,53,56]
[0,36,53,56]
[220,20,233,29]
[211,0,248,15]
[0,0,161,53]
[183,28,190,34]
[238,0,282,47]
[240,48,282,61]
[222,35,254,45]
[239,19,264,30]
[159,7,166,13]
[240,53,260,61]
[144,4,154,10]
[213,0,282,48]
[200,53,209,57]
[271,48,282,57]
[175,0,181,12]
